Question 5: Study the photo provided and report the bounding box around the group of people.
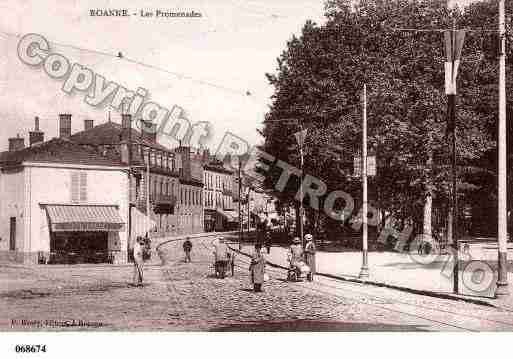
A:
[131,232,317,293]
[287,234,316,281]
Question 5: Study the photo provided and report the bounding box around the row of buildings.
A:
[0,114,274,264]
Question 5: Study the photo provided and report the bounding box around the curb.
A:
[227,244,497,309]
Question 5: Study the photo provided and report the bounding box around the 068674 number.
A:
[15,345,46,353]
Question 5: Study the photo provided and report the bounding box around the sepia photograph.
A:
[1,0,513,357]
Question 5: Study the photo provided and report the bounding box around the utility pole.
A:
[238,156,242,248]
[247,187,251,236]
[146,147,151,237]
[299,122,305,249]
[359,84,369,279]
[443,3,465,293]
[450,17,460,295]
[496,0,510,297]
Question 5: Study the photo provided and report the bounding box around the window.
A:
[71,171,87,203]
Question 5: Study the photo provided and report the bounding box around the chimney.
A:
[8,134,25,151]
[202,148,211,163]
[177,145,191,180]
[59,114,72,139]
[140,119,157,143]
[29,116,44,146]
[120,114,132,164]
[121,113,132,129]
[84,119,94,131]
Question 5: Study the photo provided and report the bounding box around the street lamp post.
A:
[496,0,509,297]
[359,84,370,279]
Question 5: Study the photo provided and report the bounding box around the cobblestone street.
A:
[2,234,513,331]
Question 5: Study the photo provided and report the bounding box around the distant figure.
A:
[183,237,193,263]
[304,234,316,281]
[265,231,271,254]
[249,242,266,292]
[133,236,145,286]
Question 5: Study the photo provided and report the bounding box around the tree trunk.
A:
[423,191,433,240]
[294,202,300,237]
[423,147,434,241]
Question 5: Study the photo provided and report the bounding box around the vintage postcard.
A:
[1,0,513,357]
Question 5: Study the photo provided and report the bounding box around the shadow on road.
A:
[211,320,429,332]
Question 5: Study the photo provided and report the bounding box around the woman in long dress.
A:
[249,243,266,292]
[304,234,316,281]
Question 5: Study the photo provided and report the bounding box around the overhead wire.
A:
[0,29,264,100]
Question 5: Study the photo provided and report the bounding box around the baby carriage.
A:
[287,259,310,282]
[213,239,234,279]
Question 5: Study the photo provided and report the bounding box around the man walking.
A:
[133,236,145,286]
[183,237,193,263]
[304,234,316,281]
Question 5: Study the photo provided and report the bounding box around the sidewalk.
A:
[232,244,513,310]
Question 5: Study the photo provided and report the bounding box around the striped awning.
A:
[45,205,125,232]
[217,209,239,223]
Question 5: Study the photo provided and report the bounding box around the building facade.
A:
[203,159,238,231]
[0,113,205,264]
[0,133,128,264]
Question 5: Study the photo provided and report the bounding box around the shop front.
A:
[43,204,125,264]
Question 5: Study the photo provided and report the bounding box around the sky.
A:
[0,0,481,152]
[0,0,326,152]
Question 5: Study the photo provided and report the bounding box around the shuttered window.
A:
[79,172,87,202]
[70,171,87,203]
[71,172,80,203]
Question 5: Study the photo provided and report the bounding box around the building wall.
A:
[0,163,129,264]
[177,183,203,235]
[203,169,234,210]
[0,169,26,261]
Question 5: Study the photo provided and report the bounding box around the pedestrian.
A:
[213,237,229,278]
[183,237,193,262]
[304,234,316,281]
[249,242,266,292]
[132,236,144,286]
[264,231,271,254]
[288,237,303,267]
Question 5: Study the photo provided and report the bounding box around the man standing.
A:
[183,237,193,263]
[249,242,266,292]
[264,231,271,254]
[304,234,316,281]
[133,236,144,286]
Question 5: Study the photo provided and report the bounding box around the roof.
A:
[70,121,171,152]
[204,160,233,175]
[179,178,204,187]
[0,137,125,169]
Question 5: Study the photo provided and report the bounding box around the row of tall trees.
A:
[260,0,513,245]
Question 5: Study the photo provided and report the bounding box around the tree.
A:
[260,0,510,244]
